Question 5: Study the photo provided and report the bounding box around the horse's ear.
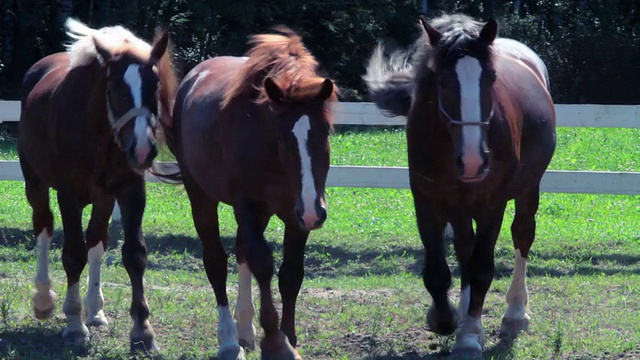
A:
[480,19,498,44]
[316,79,334,101]
[419,15,442,47]
[264,77,285,103]
[149,31,169,66]
[93,36,114,64]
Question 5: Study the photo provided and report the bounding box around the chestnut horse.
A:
[157,27,336,359]
[19,18,177,352]
[365,14,556,356]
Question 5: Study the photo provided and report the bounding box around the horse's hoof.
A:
[33,305,54,320]
[260,332,298,360]
[86,311,109,327]
[63,329,89,350]
[500,317,529,336]
[451,347,483,359]
[130,328,159,353]
[130,337,159,354]
[219,344,246,360]
[427,303,459,335]
[32,290,56,320]
[238,324,256,351]
[239,338,256,351]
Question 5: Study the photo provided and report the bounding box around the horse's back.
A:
[493,39,556,184]
[494,38,549,89]
[21,52,70,103]
[173,56,248,201]
[19,52,70,186]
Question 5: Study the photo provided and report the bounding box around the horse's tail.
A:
[363,44,415,117]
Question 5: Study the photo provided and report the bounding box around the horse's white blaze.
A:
[459,285,470,317]
[234,262,256,345]
[292,115,319,228]
[218,305,240,351]
[63,282,89,337]
[455,56,484,177]
[453,315,485,353]
[33,229,55,315]
[85,243,107,324]
[124,64,151,163]
[504,249,530,320]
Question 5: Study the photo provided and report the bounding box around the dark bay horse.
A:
[157,27,336,360]
[365,14,556,356]
[19,18,177,352]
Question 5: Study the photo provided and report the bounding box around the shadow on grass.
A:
[4,226,640,280]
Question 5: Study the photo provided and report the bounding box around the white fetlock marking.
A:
[218,305,240,351]
[33,229,55,312]
[504,249,530,320]
[85,243,107,325]
[453,316,485,352]
[459,285,470,318]
[63,283,89,337]
[234,263,256,344]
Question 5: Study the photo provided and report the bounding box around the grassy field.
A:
[1,127,640,359]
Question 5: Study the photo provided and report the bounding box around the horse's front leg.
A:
[278,219,310,359]
[234,199,297,360]
[413,196,457,335]
[452,204,506,357]
[116,178,157,353]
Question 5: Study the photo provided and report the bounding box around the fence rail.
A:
[2,100,640,195]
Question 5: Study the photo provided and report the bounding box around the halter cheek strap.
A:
[437,93,495,127]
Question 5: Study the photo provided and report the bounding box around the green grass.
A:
[1,127,640,359]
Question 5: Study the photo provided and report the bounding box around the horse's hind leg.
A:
[235,200,296,360]
[234,246,256,350]
[57,191,90,348]
[83,196,115,327]
[116,179,157,353]
[184,177,244,360]
[22,160,56,320]
[501,185,539,336]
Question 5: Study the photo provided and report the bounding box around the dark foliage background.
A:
[1,0,640,103]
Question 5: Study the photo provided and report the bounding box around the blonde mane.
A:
[221,26,336,108]
[64,18,152,68]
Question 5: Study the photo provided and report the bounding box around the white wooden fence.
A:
[2,100,640,195]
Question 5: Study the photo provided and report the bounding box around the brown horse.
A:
[157,27,336,360]
[19,18,177,352]
[365,14,556,356]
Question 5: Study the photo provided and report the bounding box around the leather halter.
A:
[111,106,156,134]
[437,93,495,127]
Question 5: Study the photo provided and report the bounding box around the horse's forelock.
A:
[221,27,334,108]
[64,18,152,69]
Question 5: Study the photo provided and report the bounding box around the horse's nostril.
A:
[318,207,327,223]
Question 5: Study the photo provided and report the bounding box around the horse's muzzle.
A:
[296,198,327,230]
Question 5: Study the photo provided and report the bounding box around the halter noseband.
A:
[111,106,156,134]
[437,93,495,127]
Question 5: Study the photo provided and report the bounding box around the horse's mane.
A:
[65,18,153,68]
[221,26,337,108]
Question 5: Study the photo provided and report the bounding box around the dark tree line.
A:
[2,0,640,103]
